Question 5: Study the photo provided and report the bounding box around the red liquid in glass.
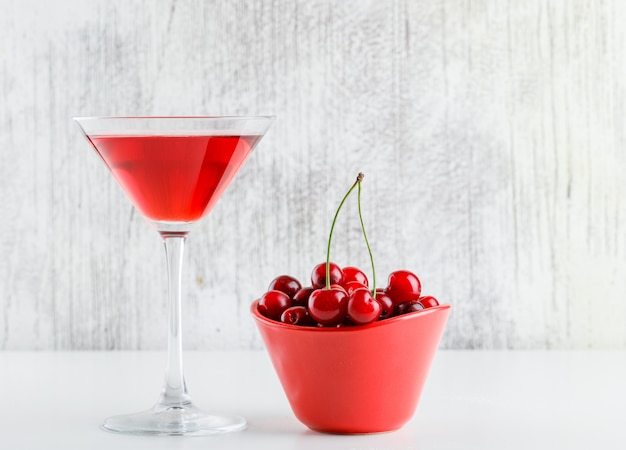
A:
[90,134,261,222]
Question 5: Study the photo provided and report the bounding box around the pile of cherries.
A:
[258,266,439,327]
[256,172,440,327]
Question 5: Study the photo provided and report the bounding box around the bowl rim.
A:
[250,299,451,332]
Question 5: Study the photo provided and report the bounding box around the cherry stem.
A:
[357,179,376,298]
[325,173,363,290]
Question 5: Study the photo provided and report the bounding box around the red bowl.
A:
[251,300,451,434]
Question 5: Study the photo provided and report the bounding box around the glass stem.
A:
[160,233,190,406]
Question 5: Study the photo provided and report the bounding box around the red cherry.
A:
[418,296,439,308]
[386,270,421,305]
[407,301,425,313]
[280,306,315,326]
[374,291,395,319]
[311,262,344,289]
[308,288,348,326]
[258,290,292,321]
[341,316,355,326]
[330,284,347,295]
[347,288,381,325]
[394,302,410,316]
[343,281,368,296]
[268,275,302,299]
[292,286,315,307]
[342,266,369,287]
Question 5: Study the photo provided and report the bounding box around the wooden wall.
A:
[1,0,625,350]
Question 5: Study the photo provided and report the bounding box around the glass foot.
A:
[102,400,246,436]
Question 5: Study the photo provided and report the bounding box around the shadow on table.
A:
[245,414,305,435]
[245,414,419,449]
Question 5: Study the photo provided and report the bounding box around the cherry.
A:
[418,296,439,308]
[386,270,421,305]
[341,316,355,326]
[268,275,302,299]
[308,288,348,326]
[267,275,302,298]
[347,288,381,325]
[394,302,410,316]
[342,266,369,287]
[281,306,314,326]
[374,291,395,319]
[343,281,368,296]
[311,262,344,289]
[330,283,348,295]
[407,301,425,313]
[256,173,444,328]
[292,286,315,307]
[258,290,292,321]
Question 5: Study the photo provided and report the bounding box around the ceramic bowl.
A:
[251,300,451,434]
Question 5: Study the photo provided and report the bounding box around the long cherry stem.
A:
[325,173,364,289]
[357,180,377,298]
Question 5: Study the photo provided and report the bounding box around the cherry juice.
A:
[90,134,261,222]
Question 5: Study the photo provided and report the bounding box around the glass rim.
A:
[74,115,276,136]
[73,115,276,121]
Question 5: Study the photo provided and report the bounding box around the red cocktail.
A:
[75,116,274,435]
[90,134,262,223]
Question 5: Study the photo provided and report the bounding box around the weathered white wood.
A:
[1,0,625,350]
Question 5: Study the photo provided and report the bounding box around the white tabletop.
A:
[1,350,624,449]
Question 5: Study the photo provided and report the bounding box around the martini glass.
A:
[74,116,274,435]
